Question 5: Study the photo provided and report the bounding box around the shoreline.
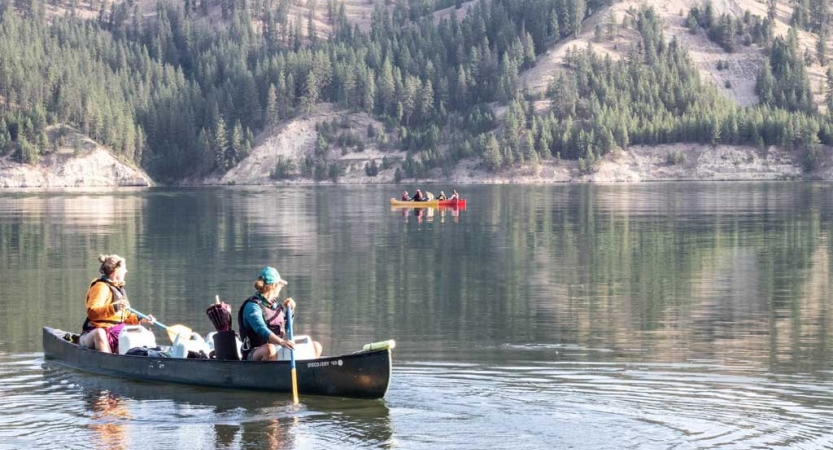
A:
[2,143,830,189]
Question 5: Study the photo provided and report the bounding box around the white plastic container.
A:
[117,325,157,355]
[277,335,317,361]
[171,332,211,358]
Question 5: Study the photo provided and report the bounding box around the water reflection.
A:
[393,206,464,224]
[3,184,833,448]
[86,391,130,450]
[38,363,392,449]
[238,417,296,449]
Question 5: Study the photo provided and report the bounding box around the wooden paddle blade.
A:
[166,324,193,342]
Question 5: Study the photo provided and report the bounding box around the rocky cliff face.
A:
[0,147,151,188]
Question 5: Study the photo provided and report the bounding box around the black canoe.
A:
[42,327,392,399]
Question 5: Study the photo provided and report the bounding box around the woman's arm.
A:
[244,302,295,348]
[85,283,116,320]
[243,302,273,342]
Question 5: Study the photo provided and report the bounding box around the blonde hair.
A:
[99,254,125,277]
[254,278,281,299]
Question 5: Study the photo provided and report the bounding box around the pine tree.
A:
[756,60,775,105]
[817,28,828,66]
[302,71,320,113]
[214,117,228,171]
[570,0,586,38]
[377,58,395,115]
[266,84,279,126]
[315,133,328,156]
[229,120,245,166]
[363,72,375,114]
[525,133,539,167]
[307,8,317,43]
[826,67,833,112]
[549,9,560,42]
[197,128,212,166]
[419,80,434,122]
[483,134,502,171]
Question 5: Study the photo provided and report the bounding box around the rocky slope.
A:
[0,129,151,188]
[210,105,821,185]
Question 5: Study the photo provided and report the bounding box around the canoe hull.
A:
[389,198,466,207]
[42,327,391,399]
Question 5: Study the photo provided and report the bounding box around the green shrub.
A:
[666,150,686,165]
[803,145,820,172]
[365,159,379,176]
[270,156,296,180]
[328,162,345,181]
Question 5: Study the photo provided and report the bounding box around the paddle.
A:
[286,303,299,404]
[129,308,193,343]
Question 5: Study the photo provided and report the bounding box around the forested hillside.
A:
[1,0,832,183]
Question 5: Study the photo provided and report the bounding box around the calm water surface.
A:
[1,183,833,449]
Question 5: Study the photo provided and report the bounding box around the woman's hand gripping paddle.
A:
[129,308,193,343]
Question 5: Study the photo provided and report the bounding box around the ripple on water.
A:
[388,361,833,450]
[0,353,395,450]
[2,354,833,449]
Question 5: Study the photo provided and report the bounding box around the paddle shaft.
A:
[286,304,299,404]
[128,308,169,330]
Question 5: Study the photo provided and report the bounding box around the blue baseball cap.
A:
[259,266,287,286]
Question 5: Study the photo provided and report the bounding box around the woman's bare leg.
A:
[250,343,278,361]
[80,328,111,353]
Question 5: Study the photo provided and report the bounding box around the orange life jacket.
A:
[82,278,139,331]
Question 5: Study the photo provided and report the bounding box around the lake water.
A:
[1,183,832,449]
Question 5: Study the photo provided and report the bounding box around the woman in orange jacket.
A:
[79,254,154,353]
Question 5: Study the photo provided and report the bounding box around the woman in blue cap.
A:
[237,267,322,361]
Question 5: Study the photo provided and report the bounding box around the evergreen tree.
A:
[302,71,320,113]
[483,135,502,171]
[549,9,560,42]
[826,67,833,112]
[363,72,375,114]
[229,120,245,165]
[214,117,228,171]
[307,8,317,43]
[377,58,395,115]
[756,60,775,105]
[568,0,586,37]
[266,84,279,126]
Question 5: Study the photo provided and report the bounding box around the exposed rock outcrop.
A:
[0,130,151,188]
